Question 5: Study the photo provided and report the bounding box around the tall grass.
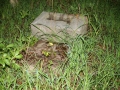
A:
[0,0,120,90]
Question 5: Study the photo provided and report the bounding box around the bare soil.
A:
[17,40,68,74]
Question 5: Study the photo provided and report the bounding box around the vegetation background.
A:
[0,0,120,90]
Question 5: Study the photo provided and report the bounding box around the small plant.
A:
[20,10,29,19]
[41,42,54,57]
[42,50,51,57]
[0,42,22,69]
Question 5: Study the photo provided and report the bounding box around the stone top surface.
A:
[31,11,88,42]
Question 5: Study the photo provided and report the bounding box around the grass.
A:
[0,0,120,90]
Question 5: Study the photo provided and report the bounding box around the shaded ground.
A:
[17,40,68,74]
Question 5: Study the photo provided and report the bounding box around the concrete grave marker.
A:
[31,11,88,42]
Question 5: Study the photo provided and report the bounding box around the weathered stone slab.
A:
[31,11,88,42]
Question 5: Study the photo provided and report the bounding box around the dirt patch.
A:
[17,40,68,74]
